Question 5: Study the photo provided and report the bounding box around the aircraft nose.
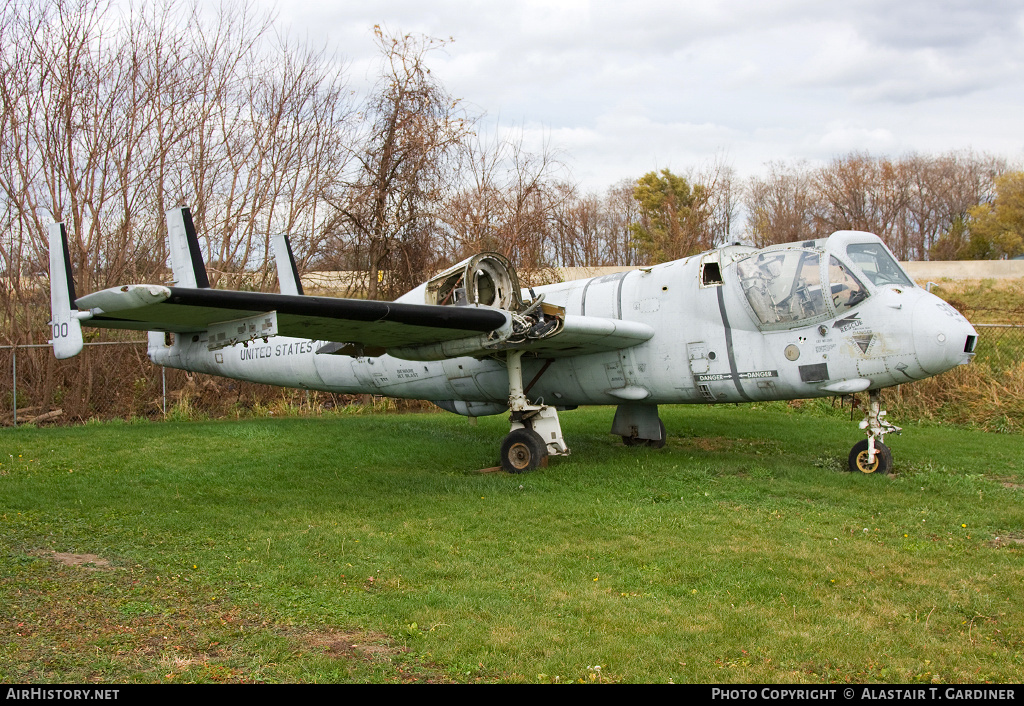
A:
[912,294,978,376]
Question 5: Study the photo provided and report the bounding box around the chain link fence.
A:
[973,324,1024,373]
[2,325,1022,428]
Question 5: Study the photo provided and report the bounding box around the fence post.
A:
[11,346,16,428]
[162,366,167,416]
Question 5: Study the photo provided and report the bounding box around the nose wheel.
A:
[849,438,892,474]
[848,390,900,475]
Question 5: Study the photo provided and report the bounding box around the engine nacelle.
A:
[395,253,524,310]
[386,252,567,361]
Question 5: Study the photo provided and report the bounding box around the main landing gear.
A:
[848,389,901,475]
[499,350,569,473]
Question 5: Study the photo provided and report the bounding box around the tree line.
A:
[745,154,1021,261]
[2,0,1021,348]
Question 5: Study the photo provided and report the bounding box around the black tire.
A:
[622,419,667,449]
[500,428,548,473]
[848,439,892,475]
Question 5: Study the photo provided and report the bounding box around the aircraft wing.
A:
[74,284,654,360]
[75,284,509,351]
[75,280,651,358]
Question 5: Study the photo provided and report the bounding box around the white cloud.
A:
[810,124,898,155]
[258,0,1024,186]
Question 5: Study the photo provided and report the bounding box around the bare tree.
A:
[167,3,354,289]
[693,156,740,247]
[599,180,643,265]
[741,152,1007,259]
[444,127,567,271]
[329,27,471,299]
[907,151,1006,260]
[744,161,818,247]
[549,185,602,267]
[812,153,910,256]
[0,0,353,341]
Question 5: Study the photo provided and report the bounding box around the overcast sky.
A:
[266,0,1024,191]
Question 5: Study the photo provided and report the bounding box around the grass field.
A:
[2,404,1023,683]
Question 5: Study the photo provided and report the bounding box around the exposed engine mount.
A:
[391,252,565,361]
[421,253,523,310]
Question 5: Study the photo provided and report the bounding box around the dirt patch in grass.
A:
[33,550,113,569]
[684,436,741,451]
[296,628,408,660]
[680,436,780,454]
[291,628,455,683]
[988,532,1024,548]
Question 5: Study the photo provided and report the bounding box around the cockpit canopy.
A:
[735,232,909,330]
[845,242,914,288]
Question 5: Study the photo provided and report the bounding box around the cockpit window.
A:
[737,250,827,327]
[845,243,914,288]
[828,256,868,314]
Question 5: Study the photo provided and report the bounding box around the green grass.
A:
[2,404,1023,683]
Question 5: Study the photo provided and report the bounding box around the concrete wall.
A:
[900,260,1024,281]
[300,260,1024,291]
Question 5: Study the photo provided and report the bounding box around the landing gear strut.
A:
[499,350,569,473]
[848,389,901,474]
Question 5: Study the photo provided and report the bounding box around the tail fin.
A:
[48,222,85,359]
[166,206,210,288]
[272,233,304,296]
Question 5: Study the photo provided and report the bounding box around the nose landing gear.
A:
[849,389,901,474]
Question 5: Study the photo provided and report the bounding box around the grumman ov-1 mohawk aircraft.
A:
[48,207,979,474]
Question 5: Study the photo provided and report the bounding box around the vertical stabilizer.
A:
[166,207,210,288]
[48,222,85,359]
[272,233,304,296]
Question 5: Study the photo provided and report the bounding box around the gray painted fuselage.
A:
[149,231,976,413]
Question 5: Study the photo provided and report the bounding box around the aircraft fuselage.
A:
[149,231,976,416]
